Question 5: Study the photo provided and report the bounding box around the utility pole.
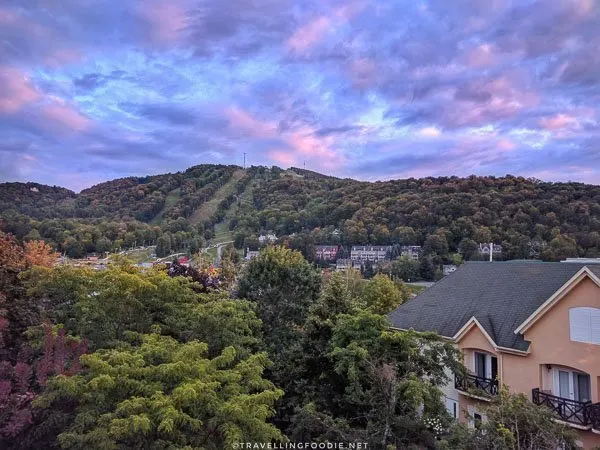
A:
[243,152,246,170]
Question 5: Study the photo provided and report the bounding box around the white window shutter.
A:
[591,309,600,345]
[569,308,592,343]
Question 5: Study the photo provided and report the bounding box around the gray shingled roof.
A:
[388,261,600,351]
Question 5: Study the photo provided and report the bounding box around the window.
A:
[553,368,591,402]
[574,372,591,403]
[468,406,486,429]
[445,398,458,419]
[473,351,498,380]
[569,307,600,344]
[475,352,486,378]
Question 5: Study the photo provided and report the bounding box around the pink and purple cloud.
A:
[1,0,600,189]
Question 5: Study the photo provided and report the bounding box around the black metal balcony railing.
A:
[455,373,499,397]
[589,403,600,430]
[532,388,600,429]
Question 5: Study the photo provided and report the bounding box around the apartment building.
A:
[335,258,362,271]
[400,245,421,261]
[258,233,277,244]
[315,245,339,261]
[389,261,600,449]
[350,245,391,263]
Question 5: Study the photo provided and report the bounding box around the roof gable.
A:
[453,316,497,347]
[388,262,600,351]
[513,266,600,335]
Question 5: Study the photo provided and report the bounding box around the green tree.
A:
[419,255,437,281]
[440,388,577,450]
[541,234,578,261]
[392,226,418,245]
[63,237,84,259]
[291,311,461,448]
[458,238,478,260]
[95,237,112,254]
[236,246,321,418]
[391,257,420,282]
[361,260,375,279]
[237,246,321,359]
[24,229,42,242]
[27,264,261,356]
[35,332,284,450]
[296,273,359,409]
[360,274,408,314]
[423,232,449,259]
[188,237,202,255]
[155,234,171,258]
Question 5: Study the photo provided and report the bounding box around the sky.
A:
[1,0,600,191]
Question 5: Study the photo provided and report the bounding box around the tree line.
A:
[2,167,600,264]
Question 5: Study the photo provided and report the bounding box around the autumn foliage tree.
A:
[0,232,86,448]
[0,233,36,358]
[24,241,59,268]
[0,308,87,447]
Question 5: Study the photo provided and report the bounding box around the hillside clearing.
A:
[149,188,181,225]
[188,169,247,225]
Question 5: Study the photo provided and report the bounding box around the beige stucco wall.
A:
[511,276,600,399]
[458,324,497,373]
[454,276,600,448]
[577,431,600,450]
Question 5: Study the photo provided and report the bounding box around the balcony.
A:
[532,388,600,430]
[590,403,600,430]
[455,373,499,399]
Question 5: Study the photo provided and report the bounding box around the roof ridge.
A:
[388,261,584,351]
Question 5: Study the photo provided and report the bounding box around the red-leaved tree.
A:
[0,295,87,439]
[0,232,87,443]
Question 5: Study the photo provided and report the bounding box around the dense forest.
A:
[0,236,577,449]
[2,165,600,267]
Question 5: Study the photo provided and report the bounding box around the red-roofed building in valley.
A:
[178,256,189,266]
[315,245,339,261]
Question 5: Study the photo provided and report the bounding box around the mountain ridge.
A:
[2,164,600,263]
[2,164,595,199]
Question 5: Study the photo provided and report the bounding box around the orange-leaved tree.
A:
[24,241,59,268]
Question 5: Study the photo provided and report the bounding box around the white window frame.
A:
[569,307,600,345]
[444,397,458,420]
[552,367,591,402]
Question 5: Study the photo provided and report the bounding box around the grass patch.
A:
[150,188,181,225]
[211,174,258,243]
[189,170,247,225]
[405,284,427,295]
[113,249,153,264]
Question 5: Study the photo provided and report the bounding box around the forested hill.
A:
[235,170,600,261]
[0,182,77,219]
[1,164,600,262]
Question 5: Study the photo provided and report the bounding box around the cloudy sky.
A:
[1,0,600,190]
